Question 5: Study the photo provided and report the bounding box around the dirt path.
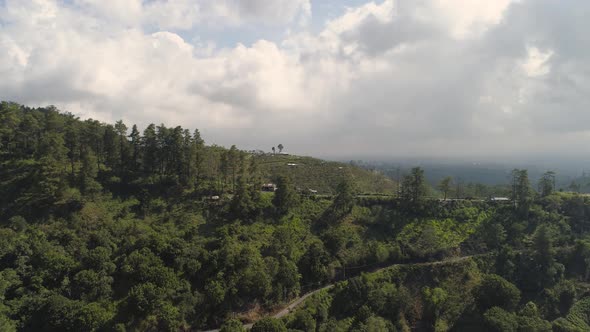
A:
[199,254,480,332]
[274,284,335,319]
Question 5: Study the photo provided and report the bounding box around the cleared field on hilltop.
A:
[255,154,396,195]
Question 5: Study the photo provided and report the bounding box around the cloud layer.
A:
[1,0,589,159]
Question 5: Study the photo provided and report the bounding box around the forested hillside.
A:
[2,101,590,332]
[0,101,395,331]
[279,192,590,331]
[0,101,390,221]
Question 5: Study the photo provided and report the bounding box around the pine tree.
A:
[273,176,298,215]
[193,129,205,188]
[80,148,102,195]
[332,178,356,215]
[400,167,428,203]
[142,124,158,174]
[129,124,141,172]
[114,120,128,173]
[230,176,258,221]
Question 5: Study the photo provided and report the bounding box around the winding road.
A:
[199,254,480,332]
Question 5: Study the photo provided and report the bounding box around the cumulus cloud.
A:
[1,0,590,160]
[71,0,311,29]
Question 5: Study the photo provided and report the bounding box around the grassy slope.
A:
[255,154,396,195]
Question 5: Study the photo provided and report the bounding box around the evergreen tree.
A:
[18,111,42,156]
[227,145,240,192]
[331,178,356,216]
[82,119,104,169]
[538,171,556,197]
[193,129,205,188]
[532,224,564,288]
[79,149,102,195]
[170,126,184,182]
[0,102,21,156]
[248,156,261,187]
[272,176,298,215]
[182,129,194,187]
[64,115,80,177]
[114,120,128,172]
[438,176,452,200]
[156,124,169,176]
[142,124,158,174]
[511,169,533,214]
[400,167,428,203]
[102,125,118,169]
[230,176,259,221]
[128,124,141,172]
[220,152,229,192]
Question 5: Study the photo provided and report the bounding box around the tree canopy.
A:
[1,101,590,332]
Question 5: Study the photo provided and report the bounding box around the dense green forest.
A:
[2,101,590,332]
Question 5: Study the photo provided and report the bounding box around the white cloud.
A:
[143,1,201,30]
[1,0,590,159]
[521,46,553,77]
[71,0,311,30]
[1,0,59,25]
[325,0,396,34]
[433,0,516,38]
[74,0,143,25]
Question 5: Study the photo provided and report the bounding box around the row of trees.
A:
[399,166,564,203]
[0,102,272,220]
[0,102,267,190]
[271,144,284,154]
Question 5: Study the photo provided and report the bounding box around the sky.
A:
[1,0,590,161]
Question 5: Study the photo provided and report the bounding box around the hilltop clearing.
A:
[256,154,396,195]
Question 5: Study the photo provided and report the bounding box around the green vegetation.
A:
[3,101,590,331]
[256,154,396,195]
[0,102,398,331]
[251,317,287,332]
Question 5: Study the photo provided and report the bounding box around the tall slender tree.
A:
[511,169,533,213]
[273,176,298,215]
[438,176,452,200]
[142,124,158,174]
[129,124,141,172]
[114,120,128,172]
[538,171,556,197]
[401,167,428,203]
[64,115,80,177]
[0,102,21,156]
[193,129,205,188]
[332,178,356,215]
[102,125,118,169]
[227,145,240,192]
